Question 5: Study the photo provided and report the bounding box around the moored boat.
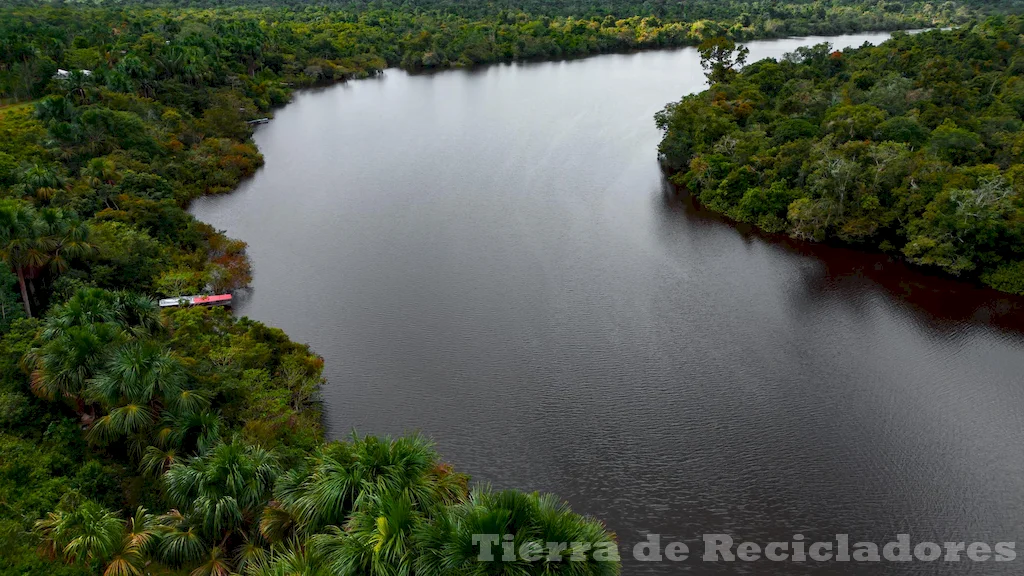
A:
[158,294,233,308]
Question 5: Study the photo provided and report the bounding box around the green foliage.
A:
[875,116,930,147]
[88,221,168,293]
[116,171,174,202]
[771,118,820,144]
[35,498,125,567]
[981,260,1024,294]
[0,1,1008,106]
[0,200,96,317]
[412,488,620,575]
[738,181,800,221]
[0,262,25,333]
[7,1,1018,575]
[699,37,749,84]
[930,119,984,164]
[164,438,278,544]
[656,18,1024,287]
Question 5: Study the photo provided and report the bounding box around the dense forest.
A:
[2,0,1024,575]
[656,18,1024,294]
[0,0,1019,99]
[6,0,1024,19]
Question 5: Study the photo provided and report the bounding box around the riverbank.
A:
[656,22,1024,296]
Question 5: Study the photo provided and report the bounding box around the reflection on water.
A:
[191,32,1024,575]
[658,178,1024,337]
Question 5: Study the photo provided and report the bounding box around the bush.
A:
[0,392,29,429]
[771,117,820,144]
[981,260,1024,294]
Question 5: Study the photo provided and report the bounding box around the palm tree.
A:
[28,288,155,418]
[164,438,279,552]
[58,69,94,103]
[155,47,185,81]
[0,199,45,316]
[247,540,327,576]
[190,545,233,576]
[29,288,163,421]
[110,290,163,336]
[29,320,124,417]
[268,434,467,542]
[33,94,76,124]
[258,434,471,575]
[124,507,160,555]
[81,157,121,187]
[39,287,157,340]
[36,207,96,273]
[90,340,187,408]
[140,445,179,477]
[159,410,223,455]
[155,510,209,568]
[269,442,362,540]
[349,434,469,512]
[87,340,191,458]
[116,54,158,99]
[232,530,270,574]
[0,203,95,316]
[21,163,66,203]
[311,492,422,576]
[414,488,620,576]
[103,507,159,576]
[35,499,125,568]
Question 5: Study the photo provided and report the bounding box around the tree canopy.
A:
[656,18,1024,293]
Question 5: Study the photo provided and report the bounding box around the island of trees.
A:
[2,1,1024,575]
[657,18,1024,294]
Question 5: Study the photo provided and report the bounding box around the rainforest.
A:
[656,18,1024,294]
[1,1,1024,576]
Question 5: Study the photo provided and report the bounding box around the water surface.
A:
[191,32,1024,574]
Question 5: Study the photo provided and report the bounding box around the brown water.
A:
[190,32,1024,574]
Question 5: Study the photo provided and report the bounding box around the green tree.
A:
[412,488,620,575]
[268,435,467,542]
[874,116,929,147]
[698,36,749,84]
[87,340,200,459]
[903,177,1018,275]
[163,438,278,567]
[27,288,160,418]
[929,119,983,165]
[35,499,125,569]
[0,200,44,316]
[823,104,886,142]
[0,262,25,333]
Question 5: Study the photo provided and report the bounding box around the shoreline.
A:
[660,175,1024,307]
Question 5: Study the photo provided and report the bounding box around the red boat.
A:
[158,294,233,308]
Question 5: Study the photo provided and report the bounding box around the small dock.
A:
[158,294,233,308]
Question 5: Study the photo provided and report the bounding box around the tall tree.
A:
[162,438,278,569]
[0,200,44,316]
[35,499,126,569]
[698,36,749,84]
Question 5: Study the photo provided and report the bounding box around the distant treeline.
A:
[6,0,1024,20]
[0,0,1014,102]
[657,18,1024,294]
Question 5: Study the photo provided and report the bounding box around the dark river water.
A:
[191,32,1024,574]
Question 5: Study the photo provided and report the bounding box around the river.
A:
[190,32,1024,574]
